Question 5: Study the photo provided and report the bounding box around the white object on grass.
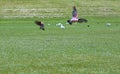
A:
[48,24,50,25]
[56,23,65,29]
[106,23,111,27]
[56,23,61,26]
[60,24,65,29]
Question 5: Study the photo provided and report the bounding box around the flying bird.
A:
[35,20,45,30]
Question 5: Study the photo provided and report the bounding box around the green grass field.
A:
[0,0,120,74]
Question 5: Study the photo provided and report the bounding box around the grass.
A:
[0,0,120,74]
[0,0,120,18]
[0,16,120,74]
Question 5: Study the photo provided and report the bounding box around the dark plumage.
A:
[78,18,88,23]
[35,20,45,30]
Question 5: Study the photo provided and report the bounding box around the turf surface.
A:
[0,0,120,74]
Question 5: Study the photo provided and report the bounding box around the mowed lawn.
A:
[0,0,120,74]
[0,16,120,74]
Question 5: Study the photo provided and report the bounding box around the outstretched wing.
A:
[35,21,41,26]
[35,20,45,30]
[78,18,88,23]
